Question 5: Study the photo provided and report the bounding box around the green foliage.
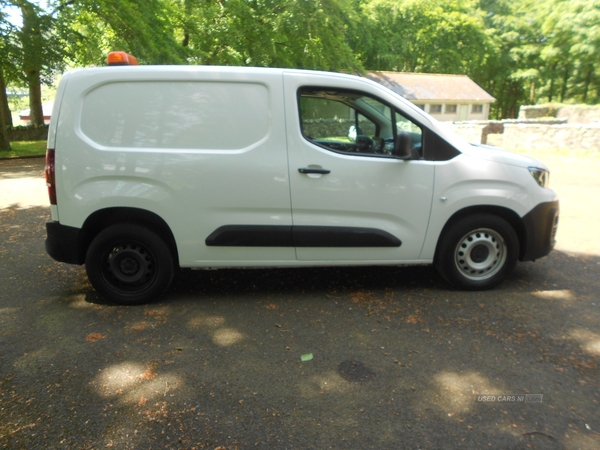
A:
[15,1,64,81]
[0,2,20,84]
[479,0,600,116]
[1,1,64,126]
[1,0,599,121]
[359,0,495,76]
[539,0,600,103]
[57,0,185,65]
[175,0,361,71]
[1,2,17,146]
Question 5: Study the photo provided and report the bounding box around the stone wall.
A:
[557,106,600,125]
[8,125,49,142]
[302,118,354,139]
[518,105,560,120]
[519,104,600,124]
[447,110,600,152]
[502,124,600,151]
[445,123,487,144]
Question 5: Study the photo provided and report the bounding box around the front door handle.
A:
[298,168,331,175]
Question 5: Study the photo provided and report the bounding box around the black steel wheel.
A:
[85,224,174,305]
[435,214,519,290]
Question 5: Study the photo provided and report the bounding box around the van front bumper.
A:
[45,221,84,265]
[520,200,559,262]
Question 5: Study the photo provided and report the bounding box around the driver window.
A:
[299,87,423,159]
[299,89,384,156]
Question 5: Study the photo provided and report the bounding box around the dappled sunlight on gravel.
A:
[431,371,501,414]
[569,329,600,357]
[0,176,47,209]
[532,289,575,302]
[3,151,600,448]
[211,327,245,346]
[93,361,183,404]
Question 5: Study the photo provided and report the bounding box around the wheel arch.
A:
[79,207,179,266]
[433,205,527,264]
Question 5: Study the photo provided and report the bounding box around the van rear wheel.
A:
[85,224,174,305]
[435,214,518,290]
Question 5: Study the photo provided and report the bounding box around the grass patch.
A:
[0,141,47,159]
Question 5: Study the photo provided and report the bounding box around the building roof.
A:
[367,71,495,103]
[19,100,54,119]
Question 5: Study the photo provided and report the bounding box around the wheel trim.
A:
[454,228,507,281]
[102,242,156,292]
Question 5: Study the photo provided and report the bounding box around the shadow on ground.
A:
[1,204,599,449]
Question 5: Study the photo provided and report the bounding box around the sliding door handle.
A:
[298,168,331,175]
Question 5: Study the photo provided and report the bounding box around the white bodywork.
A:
[48,66,558,268]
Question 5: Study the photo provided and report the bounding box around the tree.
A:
[357,0,497,77]
[540,0,600,103]
[11,1,62,126]
[1,15,13,128]
[174,0,361,71]
[476,0,546,117]
[59,0,186,65]
[482,0,600,113]
[0,3,14,151]
[0,64,11,151]
[2,0,597,126]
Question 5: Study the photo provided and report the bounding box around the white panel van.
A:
[45,53,559,304]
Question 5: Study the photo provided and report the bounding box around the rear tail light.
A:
[45,149,57,205]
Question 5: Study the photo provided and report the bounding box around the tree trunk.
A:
[182,0,193,47]
[0,65,11,151]
[559,66,570,103]
[26,70,44,125]
[548,62,557,103]
[582,66,593,103]
[0,67,13,128]
[0,102,11,152]
[18,0,46,126]
[0,122,11,151]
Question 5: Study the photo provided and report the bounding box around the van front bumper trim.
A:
[521,200,559,261]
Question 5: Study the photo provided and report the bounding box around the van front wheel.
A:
[435,214,518,290]
[85,224,174,305]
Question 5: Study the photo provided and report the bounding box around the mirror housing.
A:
[394,132,413,159]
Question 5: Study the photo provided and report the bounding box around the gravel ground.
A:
[1,155,599,449]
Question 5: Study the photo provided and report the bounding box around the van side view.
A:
[45,52,559,305]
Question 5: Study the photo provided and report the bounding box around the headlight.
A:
[528,167,549,188]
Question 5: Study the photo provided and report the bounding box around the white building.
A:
[367,72,495,121]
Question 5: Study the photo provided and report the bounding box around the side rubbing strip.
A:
[293,226,401,247]
[206,225,401,248]
[206,225,293,247]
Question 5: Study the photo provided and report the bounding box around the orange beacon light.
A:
[107,51,138,66]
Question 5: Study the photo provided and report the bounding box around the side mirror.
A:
[393,132,413,159]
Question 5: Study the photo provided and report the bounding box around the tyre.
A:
[85,224,174,305]
[435,214,519,290]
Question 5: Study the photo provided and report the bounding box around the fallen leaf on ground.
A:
[85,333,106,342]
